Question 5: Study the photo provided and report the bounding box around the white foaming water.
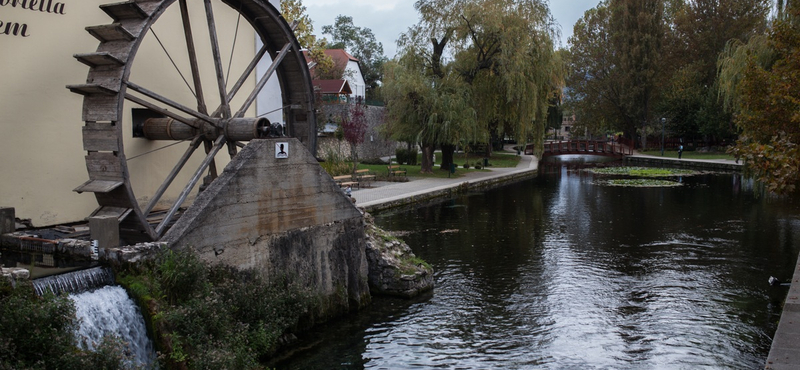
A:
[70,285,156,367]
[33,266,114,296]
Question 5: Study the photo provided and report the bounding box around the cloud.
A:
[303,0,417,57]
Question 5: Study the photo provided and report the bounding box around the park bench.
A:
[355,169,376,186]
[332,175,359,189]
[387,164,407,178]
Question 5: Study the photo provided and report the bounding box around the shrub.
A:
[395,148,419,165]
[119,250,314,370]
[157,250,207,305]
[320,148,351,176]
[463,163,470,169]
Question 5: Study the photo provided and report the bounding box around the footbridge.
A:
[539,140,633,158]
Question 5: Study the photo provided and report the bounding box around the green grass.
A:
[640,149,735,160]
[455,152,521,168]
[353,152,521,179]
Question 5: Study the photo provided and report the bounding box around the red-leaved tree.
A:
[339,102,368,175]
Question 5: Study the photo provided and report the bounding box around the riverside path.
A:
[351,150,539,213]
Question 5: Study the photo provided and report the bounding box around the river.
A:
[277,156,800,369]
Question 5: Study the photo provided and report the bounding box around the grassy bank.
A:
[324,152,522,179]
[639,149,735,160]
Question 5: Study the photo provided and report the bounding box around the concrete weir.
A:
[162,138,370,315]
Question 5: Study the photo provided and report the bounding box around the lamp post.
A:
[660,117,666,156]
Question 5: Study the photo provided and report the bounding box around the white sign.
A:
[275,142,288,159]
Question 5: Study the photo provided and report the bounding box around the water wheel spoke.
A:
[125,80,220,128]
[203,0,231,119]
[155,134,227,236]
[179,0,209,115]
[213,43,268,117]
[234,42,293,118]
[203,138,219,180]
[143,136,203,215]
[125,93,201,129]
[226,140,238,158]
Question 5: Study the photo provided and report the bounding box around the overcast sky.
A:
[302,0,601,57]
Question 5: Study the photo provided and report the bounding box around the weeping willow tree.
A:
[454,0,562,156]
[717,1,800,194]
[382,0,561,170]
[382,49,478,173]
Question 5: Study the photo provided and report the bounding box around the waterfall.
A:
[32,266,114,296]
[70,286,156,367]
[31,267,157,367]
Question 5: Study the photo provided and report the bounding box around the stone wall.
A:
[162,138,370,316]
[316,104,401,161]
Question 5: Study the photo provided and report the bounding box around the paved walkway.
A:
[352,151,539,211]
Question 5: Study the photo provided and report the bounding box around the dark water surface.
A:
[279,158,800,369]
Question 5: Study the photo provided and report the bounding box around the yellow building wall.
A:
[0,0,257,227]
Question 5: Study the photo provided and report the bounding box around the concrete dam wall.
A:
[162,138,370,316]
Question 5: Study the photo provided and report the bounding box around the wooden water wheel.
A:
[67,0,316,242]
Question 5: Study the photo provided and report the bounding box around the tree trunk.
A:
[640,120,647,150]
[441,144,455,171]
[350,143,358,177]
[420,143,435,174]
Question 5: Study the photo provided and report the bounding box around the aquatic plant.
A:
[586,166,697,177]
[597,179,683,187]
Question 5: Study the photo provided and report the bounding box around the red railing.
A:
[540,140,633,157]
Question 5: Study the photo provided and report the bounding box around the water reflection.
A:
[278,157,800,369]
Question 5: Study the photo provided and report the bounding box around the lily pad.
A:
[586,166,697,177]
[596,178,683,187]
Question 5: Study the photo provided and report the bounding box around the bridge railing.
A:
[540,140,633,157]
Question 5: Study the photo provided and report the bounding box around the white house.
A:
[328,49,366,101]
[305,49,366,102]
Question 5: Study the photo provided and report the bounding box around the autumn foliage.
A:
[731,7,800,194]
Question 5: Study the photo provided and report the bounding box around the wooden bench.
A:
[333,175,359,189]
[387,164,407,178]
[355,169,376,186]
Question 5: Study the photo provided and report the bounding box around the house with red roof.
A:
[305,49,366,102]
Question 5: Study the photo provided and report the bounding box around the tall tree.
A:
[382,48,478,173]
[658,0,769,143]
[322,15,388,101]
[281,0,339,81]
[281,0,316,48]
[455,0,561,156]
[718,3,800,194]
[610,0,664,148]
[567,0,664,146]
[385,0,560,171]
[566,3,626,138]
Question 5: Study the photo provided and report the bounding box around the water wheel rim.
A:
[71,0,317,242]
